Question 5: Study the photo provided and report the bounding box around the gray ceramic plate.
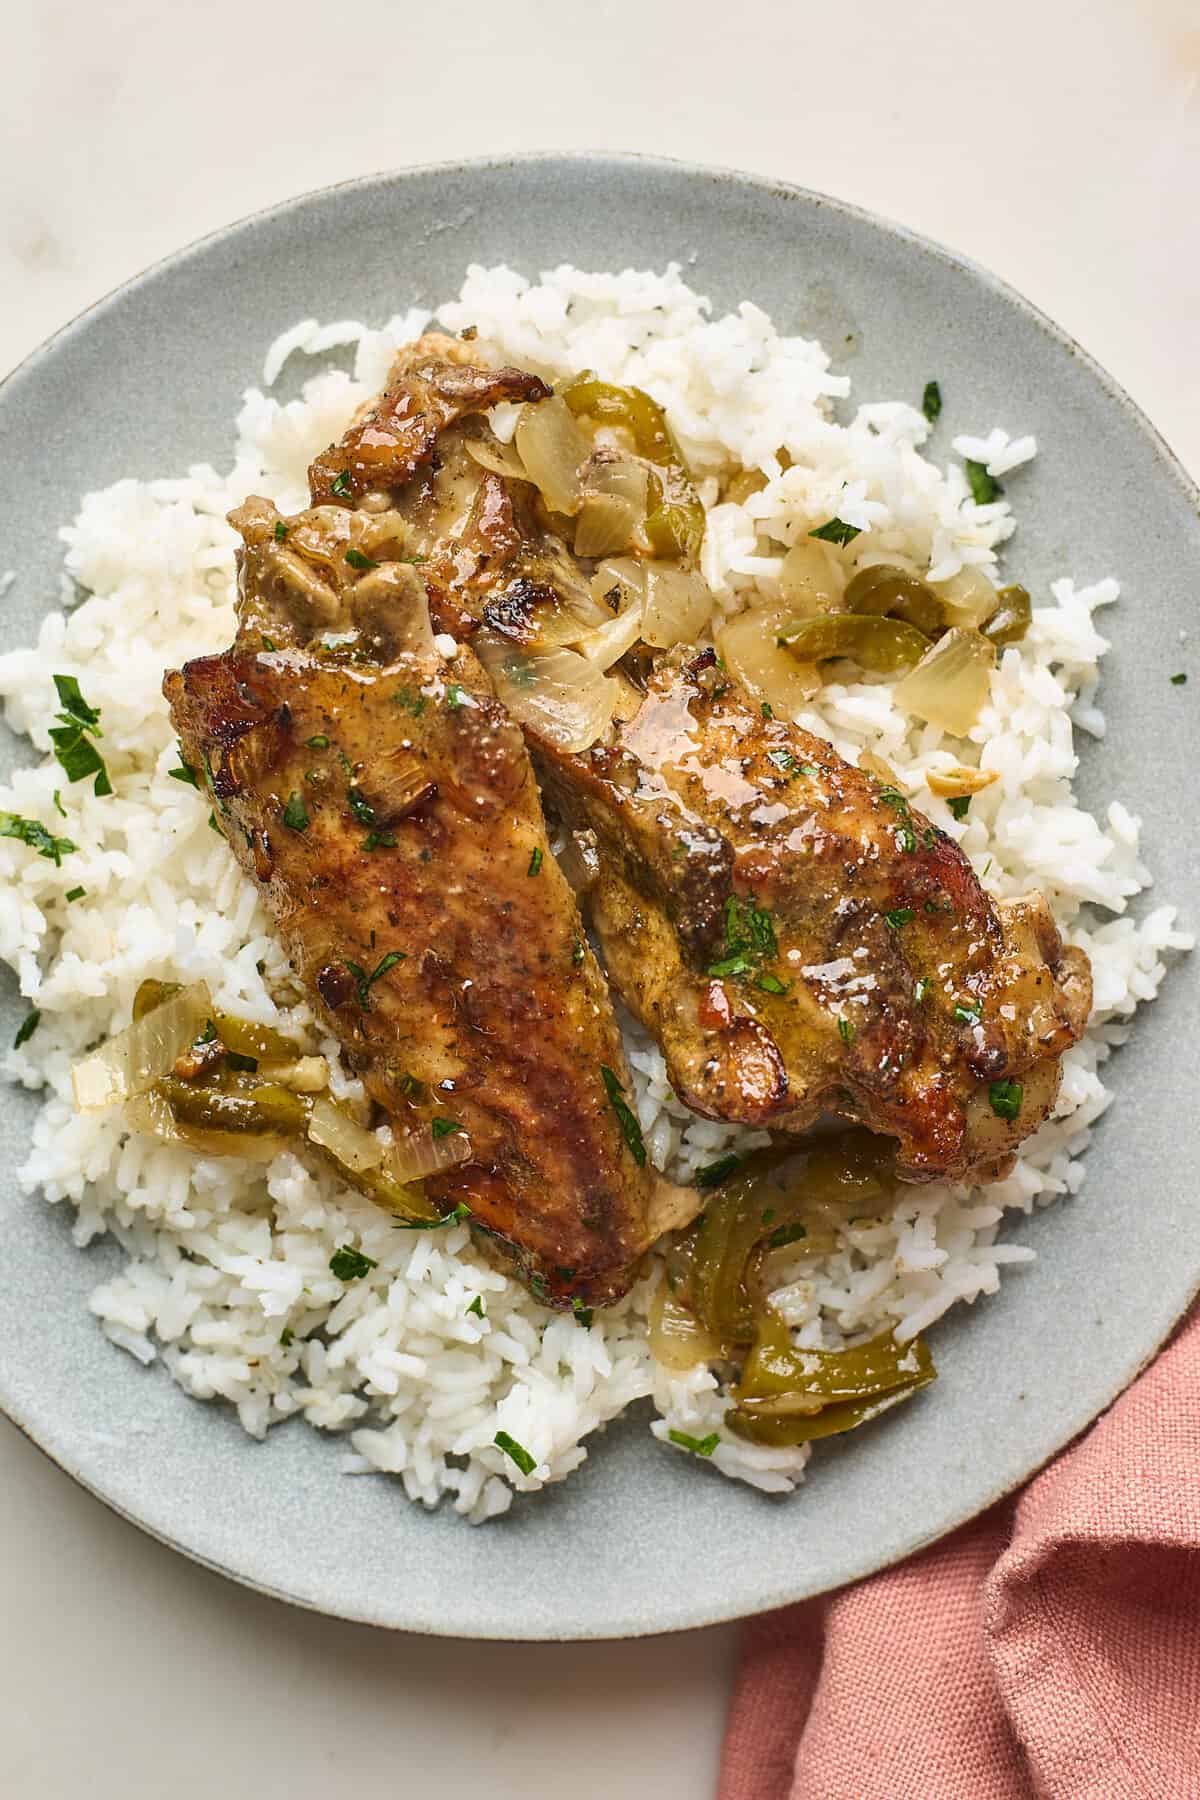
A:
[0,154,1196,1640]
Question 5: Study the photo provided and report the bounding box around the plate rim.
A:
[1,149,1196,1640]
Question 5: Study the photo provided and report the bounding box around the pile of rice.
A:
[0,265,1188,1522]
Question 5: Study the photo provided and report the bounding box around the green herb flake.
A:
[394,687,428,717]
[572,1299,595,1329]
[329,1245,377,1281]
[13,1009,40,1049]
[947,795,971,820]
[346,787,376,827]
[208,812,221,833]
[0,812,77,867]
[914,978,930,1003]
[273,520,288,542]
[572,936,585,967]
[756,971,790,996]
[444,682,468,710]
[953,1002,982,1025]
[695,1153,743,1190]
[965,460,1003,506]
[52,790,66,819]
[280,1326,294,1346]
[261,635,278,652]
[282,791,309,833]
[527,846,543,877]
[809,517,862,547]
[466,1295,485,1320]
[344,948,407,1009]
[895,825,917,854]
[330,469,353,499]
[345,547,378,572]
[600,1064,647,1167]
[392,1201,473,1232]
[306,734,330,750]
[767,1221,808,1250]
[65,885,86,902]
[838,1016,855,1044]
[760,701,774,719]
[168,747,199,787]
[363,830,397,851]
[667,1429,719,1457]
[922,380,942,423]
[226,1051,259,1073]
[1171,672,1187,686]
[767,748,796,778]
[884,907,914,930]
[988,1078,1024,1121]
[49,675,112,796]
[494,1430,537,1477]
[430,1117,464,1139]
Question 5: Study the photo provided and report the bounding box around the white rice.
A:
[0,264,1189,1520]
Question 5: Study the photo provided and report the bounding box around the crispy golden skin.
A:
[164,497,659,1306]
[326,337,1092,1183]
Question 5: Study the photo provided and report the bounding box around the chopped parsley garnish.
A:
[667,1429,719,1457]
[65,885,85,902]
[572,936,585,966]
[600,1064,647,1167]
[760,701,774,719]
[878,786,910,816]
[809,517,862,547]
[13,1009,40,1049]
[168,746,199,787]
[330,469,353,498]
[695,1153,743,1189]
[345,547,378,571]
[947,795,971,820]
[282,791,309,832]
[430,1117,464,1139]
[52,790,66,819]
[306,734,330,750]
[261,635,277,652]
[444,683,468,710]
[394,687,428,717]
[529,1272,549,1303]
[922,380,942,423]
[329,1245,377,1281]
[988,1079,1024,1121]
[363,830,397,851]
[895,825,917,854]
[466,1295,485,1319]
[965,460,1002,506]
[0,812,77,866]
[838,1016,855,1044]
[226,1051,259,1073]
[884,907,914,930]
[766,748,797,778]
[344,948,406,1009]
[707,893,780,983]
[756,971,790,996]
[346,787,376,826]
[50,674,111,796]
[527,846,543,877]
[280,1327,294,1346]
[1171,672,1187,686]
[273,520,288,542]
[766,1221,807,1250]
[914,978,930,1002]
[494,1430,537,1476]
[953,1002,982,1024]
[572,1299,594,1328]
[392,1201,473,1232]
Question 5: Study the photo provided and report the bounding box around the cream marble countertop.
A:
[2,1,1197,1794]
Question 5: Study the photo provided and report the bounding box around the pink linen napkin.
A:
[719,1305,1200,1800]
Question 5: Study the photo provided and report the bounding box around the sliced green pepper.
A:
[844,564,944,636]
[155,1075,311,1136]
[982,583,1032,648]
[777,613,932,674]
[133,978,182,1022]
[562,374,704,565]
[726,1367,934,1446]
[733,1307,933,1415]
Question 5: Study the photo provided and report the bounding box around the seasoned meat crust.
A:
[321,335,1092,1183]
[165,495,660,1307]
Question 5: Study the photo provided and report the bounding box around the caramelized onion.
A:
[778,540,845,616]
[306,1096,386,1172]
[929,564,998,629]
[514,395,590,516]
[73,982,213,1112]
[574,603,645,669]
[574,493,639,558]
[716,604,821,716]
[473,629,619,753]
[464,433,529,482]
[385,1124,473,1183]
[894,628,996,734]
[641,562,713,649]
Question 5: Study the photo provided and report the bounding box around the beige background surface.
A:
[2,0,1196,1793]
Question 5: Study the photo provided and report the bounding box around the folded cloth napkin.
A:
[719,1304,1200,1800]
